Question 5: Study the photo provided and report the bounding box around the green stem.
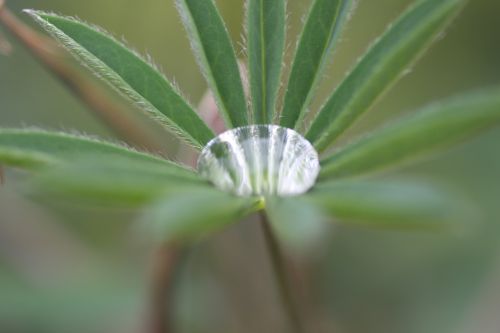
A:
[258,211,304,333]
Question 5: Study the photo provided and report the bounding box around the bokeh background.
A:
[1,0,500,332]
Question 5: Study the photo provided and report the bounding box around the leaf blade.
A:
[307,0,466,151]
[0,129,197,178]
[141,189,261,242]
[0,279,139,332]
[247,0,286,124]
[320,88,500,180]
[265,196,328,253]
[28,157,208,206]
[176,0,248,128]
[306,180,466,229]
[26,11,214,149]
[280,0,354,129]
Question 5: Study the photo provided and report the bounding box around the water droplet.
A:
[197,125,320,197]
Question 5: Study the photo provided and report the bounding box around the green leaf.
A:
[320,88,500,180]
[307,0,466,152]
[25,10,214,149]
[280,0,354,129]
[28,157,208,206]
[305,180,466,229]
[0,129,197,177]
[265,196,328,253]
[0,148,54,169]
[176,0,248,128]
[141,189,262,242]
[0,277,139,332]
[247,0,286,124]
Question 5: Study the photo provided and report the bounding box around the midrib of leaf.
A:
[319,87,500,180]
[26,11,214,149]
[279,0,353,130]
[306,0,467,152]
[176,0,248,128]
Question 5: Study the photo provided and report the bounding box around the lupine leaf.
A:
[247,0,286,124]
[305,180,466,229]
[265,196,328,253]
[0,279,138,332]
[320,88,500,180]
[28,157,208,206]
[176,0,248,128]
[0,129,197,177]
[307,0,466,152]
[141,189,261,242]
[25,11,214,149]
[280,0,354,129]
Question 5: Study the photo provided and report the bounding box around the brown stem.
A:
[0,3,162,152]
[148,243,180,333]
[0,0,11,56]
[259,211,304,333]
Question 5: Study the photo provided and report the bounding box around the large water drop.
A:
[197,125,320,197]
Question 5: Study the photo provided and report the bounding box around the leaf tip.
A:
[22,8,52,25]
[21,8,34,14]
[22,8,41,19]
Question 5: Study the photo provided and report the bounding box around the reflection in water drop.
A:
[197,125,320,197]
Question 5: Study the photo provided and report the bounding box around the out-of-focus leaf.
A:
[0,129,194,175]
[176,0,248,128]
[247,0,286,124]
[26,11,214,149]
[141,189,261,242]
[265,196,328,253]
[307,0,466,151]
[28,157,209,206]
[0,148,54,169]
[280,0,353,129]
[0,278,139,333]
[320,88,500,180]
[305,180,467,229]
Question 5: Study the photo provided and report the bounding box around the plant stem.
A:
[149,243,180,333]
[258,211,304,333]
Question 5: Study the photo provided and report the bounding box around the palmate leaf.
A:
[280,0,354,129]
[141,189,262,242]
[247,0,286,124]
[25,11,214,149]
[176,0,248,128]
[320,88,500,180]
[28,157,208,206]
[305,180,466,229]
[307,0,467,152]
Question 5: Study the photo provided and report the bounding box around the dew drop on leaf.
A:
[197,125,320,197]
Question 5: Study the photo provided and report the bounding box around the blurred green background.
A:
[1,0,500,332]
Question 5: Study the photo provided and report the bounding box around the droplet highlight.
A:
[197,125,320,197]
